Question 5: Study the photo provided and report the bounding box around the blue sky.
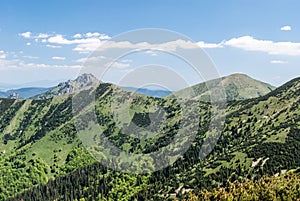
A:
[0,0,299,89]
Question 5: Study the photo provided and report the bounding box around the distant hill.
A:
[0,87,51,99]
[123,87,172,98]
[172,73,275,101]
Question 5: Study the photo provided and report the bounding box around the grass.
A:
[264,128,289,143]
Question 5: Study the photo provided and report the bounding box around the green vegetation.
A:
[0,75,299,200]
[173,73,276,101]
[182,170,300,201]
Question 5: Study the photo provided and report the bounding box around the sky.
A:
[0,0,299,90]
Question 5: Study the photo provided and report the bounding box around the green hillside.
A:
[182,169,300,201]
[172,73,275,101]
[0,76,299,201]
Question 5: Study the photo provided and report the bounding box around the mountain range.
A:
[0,73,275,100]
[0,73,299,200]
[0,87,51,99]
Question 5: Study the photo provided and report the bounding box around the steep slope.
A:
[173,73,275,101]
[183,170,300,200]
[142,76,300,199]
[33,73,100,99]
[2,76,299,201]
[0,80,208,200]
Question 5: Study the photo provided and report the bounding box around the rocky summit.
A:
[33,73,100,99]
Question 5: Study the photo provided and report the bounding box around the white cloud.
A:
[21,32,109,53]
[270,60,288,64]
[224,36,300,56]
[85,32,111,40]
[78,51,90,54]
[144,50,158,56]
[73,39,203,52]
[20,32,32,38]
[21,32,221,54]
[0,58,81,70]
[107,61,130,69]
[75,58,88,63]
[48,34,102,45]
[104,58,133,69]
[19,32,110,52]
[280,26,292,31]
[23,55,39,59]
[75,55,106,63]
[46,44,62,48]
[121,59,132,63]
[0,50,6,59]
[22,31,300,57]
[73,33,82,38]
[0,59,16,70]
[73,38,225,53]
[99,34,111,40]
[52,56,66,60]
[72,41,103,52]
[36,33,50,38]
[197,41,223,48]
[86,32,100,38]
[26,42,31,46]
[22,62,81,69]
[48,35,73,44]
[19,32,50,39]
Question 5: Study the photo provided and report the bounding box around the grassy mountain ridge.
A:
[0,76,299,200]
[172,73,275,101]
[33,73,275,100]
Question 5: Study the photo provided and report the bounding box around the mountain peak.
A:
[34,73,100,99]
[58,73,98,86]
[173,73,276,101]
[74,73,98,83]
[228,73,249,77]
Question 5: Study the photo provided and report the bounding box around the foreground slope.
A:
[182,169,300,201]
